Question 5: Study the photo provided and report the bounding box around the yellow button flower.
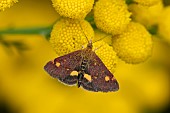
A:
[129,1,163,27]
[94,0,131,35]
[134,0,160,6]
[50,18,94,56]
[92,40,118,73]
[158,6,170,43]
[51,0,94,19]
[0,0,18,11]
[112,22,153,64]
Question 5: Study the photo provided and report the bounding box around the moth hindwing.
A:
[44,41,119,92]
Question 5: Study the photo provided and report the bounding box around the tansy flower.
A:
[92,40,117,73]
[50,18,94,56]
[133,0,161,6]
[93,29,112,45]
[158,6,170,43]
[0,0,18,11]
[128,1,163,27]
[94,0,131,35]
[112,22,153,64]
[51,0,94,19]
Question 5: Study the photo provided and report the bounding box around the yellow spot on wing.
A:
[84,74,92,82]
[51,60,54,64]
[70,71,78,76]
[105,76,110,81]
[56,62,60,67]
[112,77,115,80]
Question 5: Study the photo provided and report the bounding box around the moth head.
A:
[87,39,93,49]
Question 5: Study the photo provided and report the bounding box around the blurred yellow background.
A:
[0,0,169,113]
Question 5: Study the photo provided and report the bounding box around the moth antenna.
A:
[92,34,110,44]
[78,21,90,44]
[93,34,110,51]
[93,45,103,52]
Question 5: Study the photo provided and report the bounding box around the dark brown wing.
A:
[81,51,119,92]
[44,50,82,85]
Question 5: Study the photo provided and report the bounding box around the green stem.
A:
[0,18,61,39]
[126,0,134,5]
[0,26,53,39]
[148,25,158,35]
[0,26,51,34]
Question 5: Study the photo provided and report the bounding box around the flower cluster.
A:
[0,0,18,11]
[49,0,157,73]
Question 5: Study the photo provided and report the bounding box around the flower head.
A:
[51,0,94,19]
[50,18,94,56]
[0,0,18,11]
[129,1,163,27]
[158,6,170,43]
[94,0,131,35]
[112,22,153,64]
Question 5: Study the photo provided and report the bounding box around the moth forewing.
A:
[44,22,119,92]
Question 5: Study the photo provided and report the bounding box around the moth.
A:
[44,39,119,92]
